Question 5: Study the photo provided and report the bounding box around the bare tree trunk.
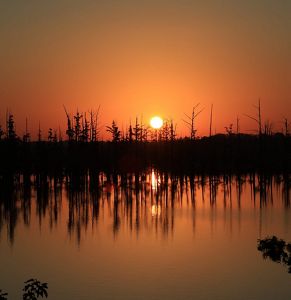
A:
[183,103,203,140]
[209,104,213,137]
[236,116,240,134]
[258,98,262,136]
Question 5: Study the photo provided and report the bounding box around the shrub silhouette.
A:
[22,279,48,300]
[106,120,121,142]
[0,279,48,300]
[258,236,291,274]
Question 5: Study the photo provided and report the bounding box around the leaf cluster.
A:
[22,279,48,300]
[258,236,291,273]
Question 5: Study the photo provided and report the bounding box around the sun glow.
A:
[150,116,163,129]
[151,170,161,190]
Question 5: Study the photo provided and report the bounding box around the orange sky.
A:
[0,0,290,139]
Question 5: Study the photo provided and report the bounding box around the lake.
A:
[0,171,290,299]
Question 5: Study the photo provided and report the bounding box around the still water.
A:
[0,172,290,299]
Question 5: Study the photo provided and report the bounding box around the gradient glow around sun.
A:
[150,116,163,129]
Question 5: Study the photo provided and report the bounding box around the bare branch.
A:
[244,113,259,124]
[194,108,204,118]
[182,119,192,127]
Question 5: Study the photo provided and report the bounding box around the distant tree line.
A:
[0,108,178,143]
[0,100,290,143]
[0,101,290,176]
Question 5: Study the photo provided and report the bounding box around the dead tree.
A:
[23,118,30,142]
[89,106,100,142]
[182,103,204,140]
[6,112,17,140]
[74,111,82,142]
[264,120,272,136]
[81,113,89,142]
[209,104,213,137]
[236,116,240,134]
[48,128,53,142]
[137,115,147,142]
[245,98,262,136]
[133,117,140,142]
[128,122,134,142]
[106,121,121,142]
[140,116,144,142]
[170,119,176,141]
[283,118,290,136]
[162,120,169,141]
[63,105,74,141]
[142,126,149,141]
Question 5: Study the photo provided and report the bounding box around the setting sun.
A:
[150,116,163,129]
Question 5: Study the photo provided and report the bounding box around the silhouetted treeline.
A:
[0,133,290,177]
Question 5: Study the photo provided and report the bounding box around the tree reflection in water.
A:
[0,171,290,245]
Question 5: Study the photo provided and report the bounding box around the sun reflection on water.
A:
[151,204,161,217]
[151,170,161,190]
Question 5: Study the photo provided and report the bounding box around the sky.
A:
[0,0,290,139]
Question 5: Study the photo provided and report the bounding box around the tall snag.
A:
[183,103,204,140]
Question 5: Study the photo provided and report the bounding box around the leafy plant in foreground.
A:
[0,279,48,299]
[22,279,48,300]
